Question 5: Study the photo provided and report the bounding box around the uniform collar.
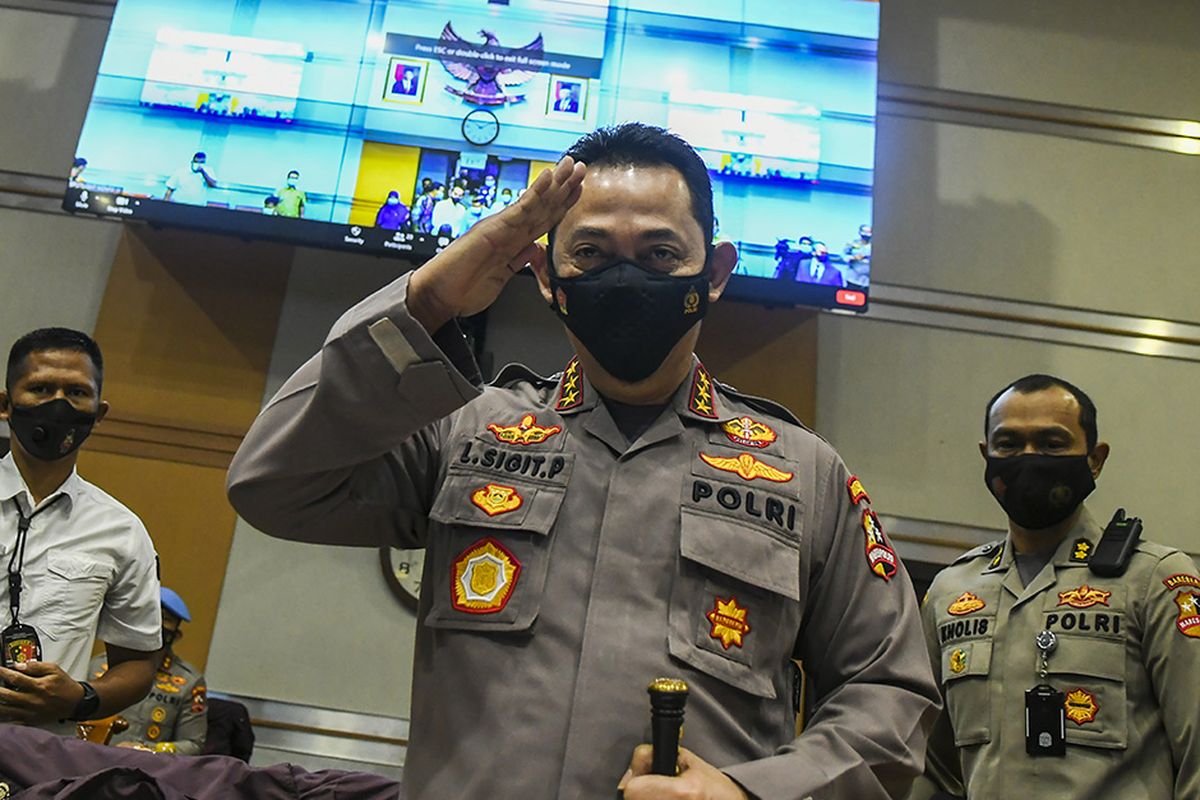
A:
[551,355,733,424]
[0,452,80,514]
[983,506,1100,576]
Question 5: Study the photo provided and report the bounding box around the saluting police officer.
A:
[909,374,1200,799]
[90,587,207,755]
[228,123,939,799]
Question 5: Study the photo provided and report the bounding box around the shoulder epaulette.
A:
[1133,539,1176,559]
[715,380,810,431]
[489,362,556,390]
[952,539,1005,566]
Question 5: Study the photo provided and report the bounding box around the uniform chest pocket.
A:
[423,468,567,633]
[939,637,994,747]
[1045,636,1127,750]
[667,508,802,699]
[39,551,113,641]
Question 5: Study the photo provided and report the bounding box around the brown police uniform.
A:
[89,652,207,755]
[227,272,939,800]
[909,508,1200,799]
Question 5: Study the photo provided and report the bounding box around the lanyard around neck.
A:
[6,494,66,626]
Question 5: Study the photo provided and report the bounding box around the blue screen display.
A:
[66,0,878,310]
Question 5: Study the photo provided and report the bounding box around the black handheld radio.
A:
[1088,508,1142,577]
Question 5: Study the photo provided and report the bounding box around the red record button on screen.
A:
[836,289,866,307]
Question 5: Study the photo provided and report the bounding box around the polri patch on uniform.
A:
[1163,573,1200,590]
[699,452,793,483]
[947,591,986,616]
[846,475,871,507]
[1064,688,1099,725]
[1174,590,1200,638]
[688,363,718,419]
[1070,538,1093,563]
[721,416,777,449]
[470,483,523,517]
[1057,585,1111,609]
[862,509,897,582]
[487,414,562,446]
[452,537,522,615]
[706,596,751,650]
[555,357,583,410]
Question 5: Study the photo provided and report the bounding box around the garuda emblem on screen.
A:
[439,22,544,106]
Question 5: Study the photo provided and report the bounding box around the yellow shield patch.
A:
[470,483,523,517]
[1175,591,1200,638]
[452,537,522,614]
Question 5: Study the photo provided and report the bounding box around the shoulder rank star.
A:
[862,509,897,581]
[688,363,718,418]
[947,591,986,616]
[700,452,793,483]
[706,596,751,649]
[721,416,777,449]
[487,414,562,446]
[1070,538,1092,562]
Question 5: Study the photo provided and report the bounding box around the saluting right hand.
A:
[407,156,586,333]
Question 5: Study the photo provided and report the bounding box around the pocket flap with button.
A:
[429,471,566,535]
[679,508,800,600]
[1046,637,1124,682]
[47,551,112,580]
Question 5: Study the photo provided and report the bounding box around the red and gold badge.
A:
[470,483,523,517]
[688,363,718,419]
[1163,573,1200,590]
[720,416,777,449]
[846,475,871,507]
[706,596,751,650]
[191,686,207,714]
[556,357,583,410]
[1064,688,1098,725]
[452,537,522,614]
[699,452,793,483]
[863,509,897,582]
[1057,585,1112,609]
[947,591,986,616]
[487,414,563,446]
[171,675,187,686]
[1175,591,1200,638]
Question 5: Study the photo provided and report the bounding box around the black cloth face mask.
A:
[984,453,1095,530]
[7,398,97,462]
[548,259,709,383]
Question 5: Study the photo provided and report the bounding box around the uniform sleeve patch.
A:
[863,509,897,582]
[1174,591,1200,638]
[1163,573,1200,590]
[846,475,871,507]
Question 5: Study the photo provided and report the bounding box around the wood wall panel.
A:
[81,225,292,668]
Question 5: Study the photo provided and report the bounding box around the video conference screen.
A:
[65,0,878,311]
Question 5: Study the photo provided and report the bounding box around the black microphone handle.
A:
[647,678,689,777]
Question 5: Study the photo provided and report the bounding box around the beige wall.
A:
[818,1,1200,555]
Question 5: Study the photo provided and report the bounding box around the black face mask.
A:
[7,399,97,462]
[984,453,1096,530]
[548,260,709,383]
